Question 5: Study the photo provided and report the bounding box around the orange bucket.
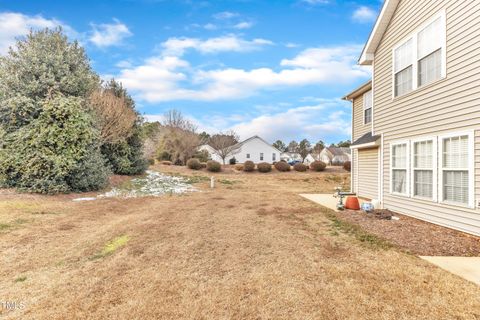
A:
[345,197,360,210]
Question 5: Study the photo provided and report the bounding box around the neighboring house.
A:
[319,148,351,165]
[304,154,317,165]
[343,0,480,236]
[197,144,222,162]
[201,136,281,164]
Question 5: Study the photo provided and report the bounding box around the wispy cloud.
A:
[161,34,273,56]
[89,19,132,48]
[0,12,71,54]
[213,11,239,20]
[352,6,377,23]
[301,0,330,5]
[116,44,370,103]
[233,21,254,29]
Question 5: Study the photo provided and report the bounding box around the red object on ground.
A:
[345,197,360,210]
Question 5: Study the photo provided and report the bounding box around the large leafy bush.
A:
[0,95,109,193]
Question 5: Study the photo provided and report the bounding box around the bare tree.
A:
[89,89,138,143]
[208,131,241,164]
[159,109,201,164]
[298,139,312,162]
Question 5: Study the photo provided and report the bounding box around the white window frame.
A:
[410,137,437,201]
[363,90,373,125]
[390,140,410,197]
[391,10,446,98]
[438,131,475,209]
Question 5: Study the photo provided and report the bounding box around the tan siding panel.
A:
[373,0,480,235]
[352,95,371,141]
[357,148,378,200]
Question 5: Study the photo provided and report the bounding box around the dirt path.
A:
[0,166,479,319]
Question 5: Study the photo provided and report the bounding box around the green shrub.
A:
[206,160,221,172]
[243,161,255,172]
[274,161,291,172]
[67,148,110,192]
[310,161,327,172]
[234,164,244,171]
[343,161,351,172]
[0,95,109,193]
[229,157,237,165]
[294,163,308,172]
[101,128,148,175]
[257,162,272,173]
[193,150,210,163]
[147,158,155,165]
[187,158,202,170]
[156,151,172,161]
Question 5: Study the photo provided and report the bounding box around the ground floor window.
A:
[260,153,264,161]
[391,142,408,195]
[246,153,250,159]
[441,134,470,205]
[389,131,474,208]
[272,153,276,161]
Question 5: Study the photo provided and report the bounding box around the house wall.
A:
[373,0,480,235]
[226,138,280,164]
[357,148,379,200]
[352,93,371,141]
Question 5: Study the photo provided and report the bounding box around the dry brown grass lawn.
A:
[0,165,479,319]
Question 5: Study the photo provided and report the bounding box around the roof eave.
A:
[358,0,400,65]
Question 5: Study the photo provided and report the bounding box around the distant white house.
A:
[200,136,281,164]
[319,147,351,165]
[280,152,302,162]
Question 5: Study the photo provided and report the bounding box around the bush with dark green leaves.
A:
[310,161,327,172]
[274,161,291,172]
[343,161,351,172]
[243,161,255,172]
[257,162,272,173]
[206,160,221,172]
[0,95,109,193]
[187,158,202,170]
[294,163,308,172]
[229,157,237,165]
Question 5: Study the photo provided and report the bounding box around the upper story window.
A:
[393,11,446,98]
[363,90,372,124]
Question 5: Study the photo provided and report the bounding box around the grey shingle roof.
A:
[351,132,381,146]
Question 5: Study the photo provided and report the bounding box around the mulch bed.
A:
[337,209,480,256]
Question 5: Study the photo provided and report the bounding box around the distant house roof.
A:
[328,147,351,156]
[234,135,282,153]
[351,132,381,148]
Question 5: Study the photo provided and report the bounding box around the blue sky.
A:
[0,0,381,144]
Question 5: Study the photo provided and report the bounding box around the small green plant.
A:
[0,223,11,231]
[91,235,130,260]
[243,161,255,172]
[274,161,291,172]
[257,162,272,173]
[15,276,27,283]
[206,160,221,172]
[229,157,237,165]
[293,163,308,172]
[310,161,327,172]
[187,158,202,170]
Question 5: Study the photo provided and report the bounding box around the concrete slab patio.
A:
[299,193,366,212]
[420,256,480,286]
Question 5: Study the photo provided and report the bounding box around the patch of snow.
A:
[97,170,196,199]
[72,197,97,202]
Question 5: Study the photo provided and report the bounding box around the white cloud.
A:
[233,21,254,29]
[352,6,377,23]
[301,0,330,5]
[89,19,132,47]
[161,35,273,56]
[117,44,370,103]
[0,12,68,54]
[213,11,239,20]
[203,23,217,30]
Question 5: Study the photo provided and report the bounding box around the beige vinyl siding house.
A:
[345,0,480,236]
